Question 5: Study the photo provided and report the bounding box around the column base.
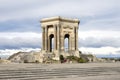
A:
[74,50,80,57]
[53,50,60,60]
[41,50,80,61]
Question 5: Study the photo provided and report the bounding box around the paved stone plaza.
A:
[0,63,120,80]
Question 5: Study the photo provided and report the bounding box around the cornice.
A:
[40,16,80,24]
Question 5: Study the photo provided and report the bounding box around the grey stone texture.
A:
[0,63,120,80]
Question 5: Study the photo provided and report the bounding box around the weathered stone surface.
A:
[8,51,43,63]
[41,16,80,60]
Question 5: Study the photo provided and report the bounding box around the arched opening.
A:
[64,34,70,52]
[49,34,54,52]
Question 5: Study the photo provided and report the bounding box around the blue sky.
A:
[0,0,120,57]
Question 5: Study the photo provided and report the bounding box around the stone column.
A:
[57,24,60,51]
[70,36,74,51]
[68,36,71,51]
[54,25,57,50]
[45,26,48,52]
[48,36,50,52]
[61,36,64,52]
[42,27,45,50]
[73,27,75,50]
[76,27,78,50]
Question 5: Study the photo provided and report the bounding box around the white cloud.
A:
[0,32,42,49]
[78,30,120,47]
[80,16,120,31]
[0,32,41,39]
[0,48,40,56]
[0,48,41,59]
[0,31,119,57]
[79,47,120,55]
[0,30,119,49]
[79,30,120,39]
[0,0,120,21]
[0,0,119,33]
[0,0,120,57]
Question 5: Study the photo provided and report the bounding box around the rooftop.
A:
[40,16,80,23]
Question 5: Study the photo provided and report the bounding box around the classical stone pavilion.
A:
[40,16,80,60]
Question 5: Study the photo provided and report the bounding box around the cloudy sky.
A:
[0,0,120,57]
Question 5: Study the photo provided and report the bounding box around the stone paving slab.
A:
[0,63,120,80]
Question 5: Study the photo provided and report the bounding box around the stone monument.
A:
[40,16,80,60]
[7,17,100,63]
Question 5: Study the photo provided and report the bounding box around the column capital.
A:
[41,25,46,28]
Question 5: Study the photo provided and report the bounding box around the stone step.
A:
[0,64,120,80]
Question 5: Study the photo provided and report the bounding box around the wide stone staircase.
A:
[0,63,120,80]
